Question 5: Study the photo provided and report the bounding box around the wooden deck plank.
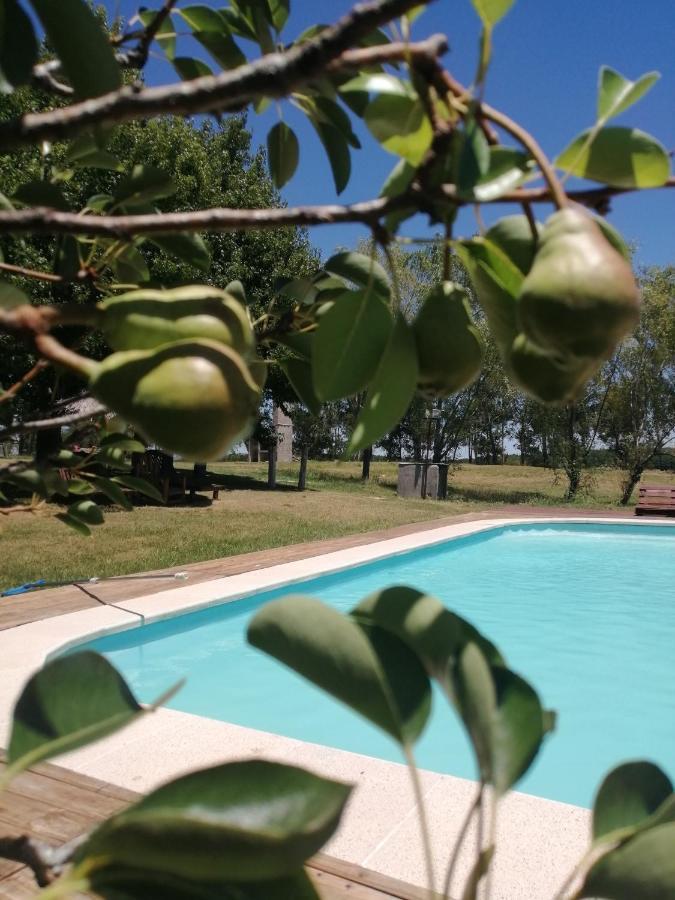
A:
[0,759,428,899]
[0,506,632,631]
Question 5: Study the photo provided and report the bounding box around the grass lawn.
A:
[1,460,672,591]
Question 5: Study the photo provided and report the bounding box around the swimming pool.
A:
[75,522,675,808]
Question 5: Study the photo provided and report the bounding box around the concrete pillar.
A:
[273,406,294,462]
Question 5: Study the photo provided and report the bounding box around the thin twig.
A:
[443,783,483,899]
[127,0,179,68]
[33,334,97,378]
[0,0,438,149]
[0,401,106,439]
[0,360,50,405]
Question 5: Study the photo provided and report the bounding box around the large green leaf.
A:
[452,643,548,793]
[473,147,534,201]
[90,868,319,900]
[323,251,390,299]
[89,475,133,511]
[267,122,299,188]
[579,823,675,899]
[78,760,351,882]
[597,66,660,123]
[69,498,104,526]
[312,287,392,401]
[0,0,38,93]
[248,595,431,746]
[29,0,121,98]
[310,118,351,194]
[147,232,211,272]
[13,180,69,210]
[4,653,159,781]
[347,317,418,454]
[457,116,490,197]
[365,94,432,165]
[352,587,504,692]
[593,762,673,842]
[173,56,213,81]
[470,0,515,26]
[279,357,321,415]
[556,126,670,188]
[267,0,290,32]
[340,73,414,98]
[111,475,165,504]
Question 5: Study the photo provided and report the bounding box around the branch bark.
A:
[0,0,438,149]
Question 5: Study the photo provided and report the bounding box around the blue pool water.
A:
[76,523,674,808]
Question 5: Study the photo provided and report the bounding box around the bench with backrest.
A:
[635,484,675,516]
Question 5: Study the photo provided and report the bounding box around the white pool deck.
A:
[2,515,672,898]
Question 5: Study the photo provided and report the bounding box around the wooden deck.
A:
[0,506,631,631]
[0,757,431,900]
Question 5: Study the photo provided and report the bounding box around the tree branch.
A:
[0,179,671,240]
[0,359,50,405]
[0,400,106,439]
[0,834,85,887]
[0,0,438,149]
[127,0,179,69]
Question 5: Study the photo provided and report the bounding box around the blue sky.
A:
[109,0,673,267]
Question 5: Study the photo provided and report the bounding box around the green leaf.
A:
[473,147,534,201]
[597,66,660,123]
[579,823,675,899]
[352,587,504,692]
[173,56,213,81]
[225,279,246,304]
[98,436,146,454]
[5,652,145,779]
[69,498,104,526]
[310,118,351,194]
[55,512,91,536]
[138,8,176,60]
[312,287,392,401]
[0,0,38,93]
[0,279,28,309]
[452,643,547,793]
[323,251,390,299]
[66,479,96,495]
[279,358,321,415]
[593,762,673,842]
[347,317,418,454]
[72,150,124,172]
[313,96,360,148]
[113,166,176,206]
[455,238,522,355]
[340,73,413,98]
[89,868,320,900]
[267,122,299,189]
[112,475,165,503]
[77,760,351,882]
[29,0,121,98]
[13,180,69,210]
[556,127,670,188]
[248,595,431,745]
[470,0,515,26]
[457,116,491,197]
[365,94,432,165]
[178,6,246,68]
[147,233,211,272]
[111,244,150,285]
[267,0,289,32]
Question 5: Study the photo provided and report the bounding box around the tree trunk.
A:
[620,467,643,506]
[361,446,372,481]
[541,432,549,468]
[267,445,277,488]
[298,446,308,491]
[35,427,61,462]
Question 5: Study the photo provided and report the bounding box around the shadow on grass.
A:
[196,470,299,493]
[446,484,559,506]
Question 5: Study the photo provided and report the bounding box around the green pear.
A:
[100,286,254,357]
[508,334,599,404]
[518,207,639,360]
[89,339,261,460]
[413,282,484,397]
[485,214,541,275]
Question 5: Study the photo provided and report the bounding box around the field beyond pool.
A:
[1,461,672,591]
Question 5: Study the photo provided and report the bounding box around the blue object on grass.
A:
[2,580,47,596]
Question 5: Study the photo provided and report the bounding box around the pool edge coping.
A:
[1,514,672,897]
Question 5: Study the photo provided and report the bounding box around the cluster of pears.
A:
[465,206,640,404]
[89,286,264,460]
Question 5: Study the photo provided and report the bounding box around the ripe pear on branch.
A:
[88,339,262,460]
[413,282,484,398]
[99,286,254,357]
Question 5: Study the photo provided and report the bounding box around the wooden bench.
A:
[635,484,675,516]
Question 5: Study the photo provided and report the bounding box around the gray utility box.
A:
[397,462,449,500]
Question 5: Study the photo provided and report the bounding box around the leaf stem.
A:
[443,782,483,899]
[404,745,437,898]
